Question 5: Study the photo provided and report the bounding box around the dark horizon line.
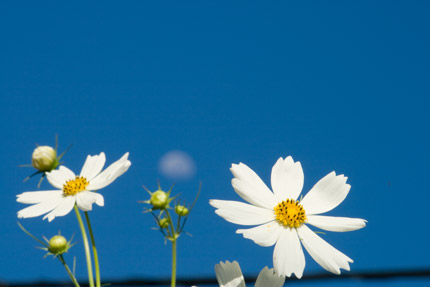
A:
[2,268,430,286]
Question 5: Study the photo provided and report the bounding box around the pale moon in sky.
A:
[158,150,196,180]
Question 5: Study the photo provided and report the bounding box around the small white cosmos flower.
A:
[17,152,131,222]
[215,261,285,287]
[210,156,366,278]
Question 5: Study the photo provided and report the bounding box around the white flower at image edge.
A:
[17,152,131,221]
[215,260,285,287]
[210,156,367,278]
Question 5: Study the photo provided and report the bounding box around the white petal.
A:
[210,199,275,226]
[307,215,367,232]
[17,196,64,219]
[215,261,246,287]
[92,192,104,206]
[297,225,353,274]
[17,190,62,204]
[271,156,304,202]
[43,196,76,222]
[46,166,76,189]
[236,221,282,247]
[76,194,92,211]
[254,267,285,287]
[300,172,350,215]
[76,191,105,211]
[273,228,305,278]
[86,152,131,190]
[230,163,278,209]
[80,152,106,181]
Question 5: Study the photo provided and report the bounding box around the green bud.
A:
[150,190,168,210]
[32,146,57,172]
[175,205,189,216]
[159,218,170,228]
[48,235,68,255]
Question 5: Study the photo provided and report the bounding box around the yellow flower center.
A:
[63,176,89,196]
[274,199,307,228]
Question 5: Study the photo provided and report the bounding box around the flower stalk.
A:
[170,239,177,287]
[74,205,95,287]
[140,182,201,287]
[165,208,177,287]
[85,211,101,287]
[58,255,81,287]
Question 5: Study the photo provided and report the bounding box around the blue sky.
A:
[1,0,429,285]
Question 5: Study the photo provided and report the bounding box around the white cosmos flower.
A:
[215,261,285,287]
[210,156,367,278]
[17,152,131,222]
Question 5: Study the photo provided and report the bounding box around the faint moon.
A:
[158,150,196,180]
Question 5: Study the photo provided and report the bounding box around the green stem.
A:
[74,205,95,287]
[17,222,48,247]
[171,239,177,287]
[58,255,80,287]
[165,209,177,287]
[165,209,175,239]
[85,211,101,287]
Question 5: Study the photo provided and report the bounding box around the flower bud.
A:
[175,205,189,216]
[150,190,169,210]
[48,235,68,255]
[32,146,57,171]
[159,218,170,228]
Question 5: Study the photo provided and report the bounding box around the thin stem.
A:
[165,209,175,240]
[85,211,101,287]
[176,212,181,234]
[165,209,177,287]
[17,222,48,247]
[58,255,80,287]
[74,205,95,287]
[171,239,177,287]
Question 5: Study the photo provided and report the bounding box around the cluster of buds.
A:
[140,182,200,241]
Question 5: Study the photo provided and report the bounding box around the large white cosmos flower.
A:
[210,156,366,278]
[17,152,131,222]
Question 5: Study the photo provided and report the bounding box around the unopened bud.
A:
[48,235,68,255]
[32,146,57,171]
[150,190,168,210]
[175,205,189,216]
[159,218,170,228]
